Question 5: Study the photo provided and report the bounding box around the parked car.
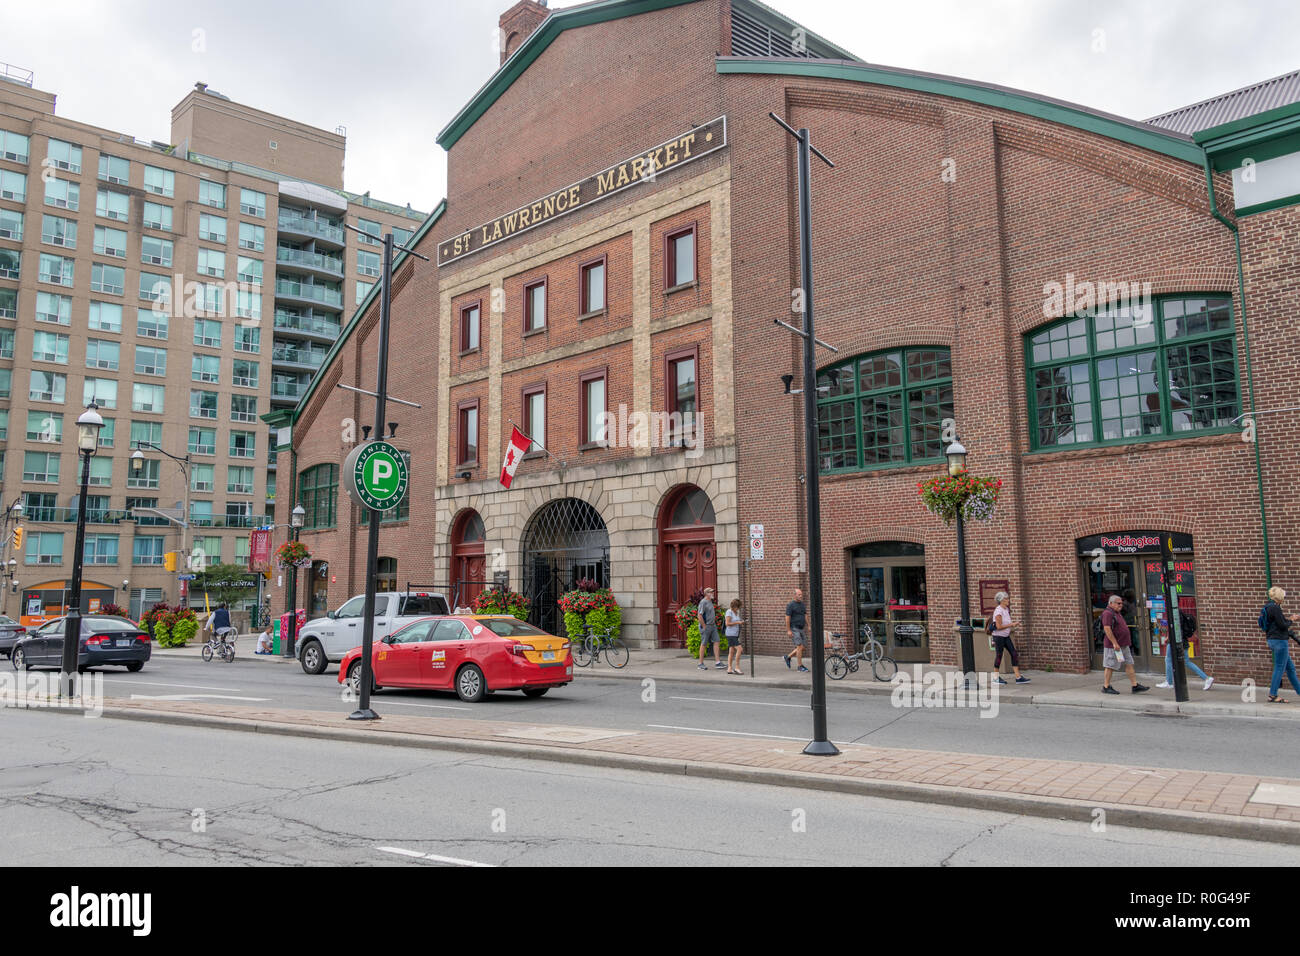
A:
[11,615,151,672]
[338,614,572,703]
[296,590,450,675]
[0,615,27,658]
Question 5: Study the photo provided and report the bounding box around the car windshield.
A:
[85,617,140,632]
[478,618,550,639]
[0,616,15,625]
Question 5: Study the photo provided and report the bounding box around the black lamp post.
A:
[946,439,977,681]
[59,403,104,697]
[282,504,305,658]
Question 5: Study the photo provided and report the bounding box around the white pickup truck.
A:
[296,591,450,674]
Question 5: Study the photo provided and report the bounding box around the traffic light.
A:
[11,526,22,550]
[164,550,177,572]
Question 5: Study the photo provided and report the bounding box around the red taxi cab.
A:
[337,614,572,702]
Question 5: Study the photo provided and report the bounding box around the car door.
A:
[33,620,65,665]
[378,619,435,686]
[421,619,472,688]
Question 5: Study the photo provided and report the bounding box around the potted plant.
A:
[471,587,531,621]
[275,540,312,569]
[675,588,727,657]
[917,470,1002,525]
[557,578,621,643]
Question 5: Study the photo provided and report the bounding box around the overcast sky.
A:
[1,0,1296,212]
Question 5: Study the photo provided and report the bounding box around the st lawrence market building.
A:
[268,0,1300,682]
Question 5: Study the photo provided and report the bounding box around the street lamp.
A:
[132,442,192,602]
[946,438,977,681]
[60,403,104,697]
[282,504,305,658]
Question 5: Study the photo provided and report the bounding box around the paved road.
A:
[40,654,1300,777]
[3,709,1297,866]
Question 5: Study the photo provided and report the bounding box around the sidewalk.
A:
[60,695,1300,846]
[152,636,295,663]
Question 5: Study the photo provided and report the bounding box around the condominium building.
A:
[0,66,424,620]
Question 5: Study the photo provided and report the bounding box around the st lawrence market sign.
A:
[438,116,727,266]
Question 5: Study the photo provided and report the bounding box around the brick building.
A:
[272,0,1300,682]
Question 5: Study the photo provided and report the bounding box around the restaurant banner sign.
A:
[1076,531,1193,556]
[437,116,727,266]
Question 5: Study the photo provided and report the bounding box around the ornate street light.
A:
[60,403,104,696]
[282,505,306,658]
[946,438,975,680]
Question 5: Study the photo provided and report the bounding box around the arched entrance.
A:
[658,485,717,648]
[450,510,486,610]
[521,498,609,636]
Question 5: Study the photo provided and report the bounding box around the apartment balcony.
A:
[21,507,134,525]
[276,213,345,248]
[271,379,307,401]
[274,278,343,312]
[187,515,275,529]
[271,344,327,371]
[273,309,340,343]
[276,245,344,280]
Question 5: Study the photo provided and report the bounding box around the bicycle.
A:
[826,624,896,681]
[574,626,629,669]
[201,626,238,663]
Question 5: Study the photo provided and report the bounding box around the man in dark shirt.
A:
[783,587,808,672]
[1101,594,1148,695]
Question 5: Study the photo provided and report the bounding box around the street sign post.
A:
[749,523,765,561]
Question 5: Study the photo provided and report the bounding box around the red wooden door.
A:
[660,532,717,647]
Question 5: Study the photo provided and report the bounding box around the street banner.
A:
[499,426,533,489]
[250,528,272,571]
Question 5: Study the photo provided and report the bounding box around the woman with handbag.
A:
[1263,586,1300,703]
[989,591,1029,685]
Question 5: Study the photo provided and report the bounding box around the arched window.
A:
[815,348,953,473]
[669,487,715,527]
[298,464,337,529]
[1027,297,1239,449]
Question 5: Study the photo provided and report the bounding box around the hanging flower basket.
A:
[917,470,1002,525]
[275,540,312,569]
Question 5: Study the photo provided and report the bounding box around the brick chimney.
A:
[499,0,549,65]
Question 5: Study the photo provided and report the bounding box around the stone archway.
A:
[450,509,486,609]
[521,497,609,636]
[657,485,717,647]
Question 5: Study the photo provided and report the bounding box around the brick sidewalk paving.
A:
[92,696,1300,843]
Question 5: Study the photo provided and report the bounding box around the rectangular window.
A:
[393,226,413,247]
[188,500,212,526]
[131,383,164,413]
[83,377,117,409]
[192,354,221,384]
[581,369,607,446]
[197,248,225,278]
[88,457,112,488]
[0,410,7,440]
[23,451,60,483]
[230,394,257,423]
[0,207,23,240]
[0,248,19,280]
[190,390,218,419]
[39,253,74,287]
[28,370,66,403]
[131,420,162,448]
[357,248,381,277]
[46,138,79,172]
[666,348,698,445]
[89,301,123,333]
[523,385,546,450]
[1,130,31,163]
[26,532,64,566]
[232,359,258,388]
[83,534,119,565]
[32,330,70,364]
[86,338,121,371]
[198,213,226,243]
[143,165,174,197]
[93,225,128,258]
[238,222,265,251]
[581,257,606,315]
[96,188,129,222]
[0,327,11,358]
[127,459,160,489]
[189,426,216,456]
[524,279,547,333]
[356,280,374,305]
[666,225,696,288]
[91,263,125,295]
[198,180,226,209]
[234,325,260,353]
[136,308,168,340]
[97,417,115,448]
[227,466,254,495]
[239,188,266,217]
[139,272,171,304]
[234,537,250,563]
[235,289,261,320]
[461,302,480,352]
[357,218,381,244]
[133,536,165,566]
[194,319,222,349]
[298,464,338,530]
[40,214,77,249]
[201,283,223,314]
[236,255,263,284]
[142,201,172,231]
[197,536,221,567]
[44,177,80,211]
[191,464,215,492]
[22,493,57,523]
[0,368,10,398]
[0,287,14,319]
[0,169,26,202]
[141,235,173,267]
[134,345,167,376]
[458,401,479,466]
[98,154,130,185]
[27,411,63,442]
[229,430,256,458]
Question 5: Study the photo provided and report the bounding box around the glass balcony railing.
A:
[276,213,344,243]
[276,246,344,275]
[271,380,306,399]
[272,345,326,367]
[275,279,343,308]
[21,507,134,524]
[273,310,340,337]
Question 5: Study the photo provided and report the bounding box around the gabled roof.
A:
[1147,69,1300,136]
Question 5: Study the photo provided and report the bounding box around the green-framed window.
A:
[815,347,953,473]
[1027,296,1240,450]
[298,463,337,530]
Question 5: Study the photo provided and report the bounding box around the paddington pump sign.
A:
[438,116,727,266]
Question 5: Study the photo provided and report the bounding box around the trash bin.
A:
[271,618,281,655]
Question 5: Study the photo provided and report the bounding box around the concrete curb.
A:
[59,703,1300,848]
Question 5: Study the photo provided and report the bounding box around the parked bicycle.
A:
[573,626,629,669]
[201,626,238,663]
[826,624,896,681]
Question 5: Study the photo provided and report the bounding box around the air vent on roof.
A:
[731,5,824,58]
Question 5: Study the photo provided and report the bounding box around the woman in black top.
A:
[1264,586,1300,703]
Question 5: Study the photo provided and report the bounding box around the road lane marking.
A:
[377,846,493,867]
[647,724,809,741]
[104,679,245,692]
[130,694,271,702]
[378,701,473,712]
[669,696,805,708]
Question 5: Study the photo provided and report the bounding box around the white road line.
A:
[104,679,245,692]
[378,701,473,712]
[130,694,271,702]
[669,695,805,709]
[647,724,809,741]
[377,846,493,867]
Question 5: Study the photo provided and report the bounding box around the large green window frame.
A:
[816,347,953,473]
[1027,296,1240,450]
[298,464,338,530]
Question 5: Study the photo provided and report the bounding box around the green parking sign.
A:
[344,439,409,511]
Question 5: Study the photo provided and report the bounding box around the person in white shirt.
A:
[255,623,274,655]
[724,599,744,675]
[990,591,1029,685]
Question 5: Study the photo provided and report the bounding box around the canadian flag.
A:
[499,426,533,489]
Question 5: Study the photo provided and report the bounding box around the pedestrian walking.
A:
[989,591,1029,685]
[697,587,725,670]
[1156,609,1213,691]
[783,587,808,672]
[1100,593,1149,695]
[1262,586,1300,703]
[725,599,744,674]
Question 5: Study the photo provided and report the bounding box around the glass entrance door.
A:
[1085,558,1150,669]
[854,559,929,663]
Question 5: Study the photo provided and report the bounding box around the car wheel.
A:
[126,662,143,673]
[521,687,549,698]
[11,647,28,671]
[300,640,327,675]
[346,660,381,696]
[456,664,487,703]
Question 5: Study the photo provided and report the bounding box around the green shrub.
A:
[172,617,198,645]
[153,620,175,647]
[684,622,728,657]
[563,611,585,642]
[585,604,622,640]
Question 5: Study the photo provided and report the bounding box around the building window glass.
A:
[40,214,77,249]
[131,383,164,413]
[461,302,480,352]
[141,235,173,267]
[238,222,265,251]
[44,177,80,211]
[131,420,162,447]
[89,301,123,333]
[86,338,120,371]
[0,248,19,280]
[1027,297,1239,450]
[136,309,168,340]
[198,181,226,209]
[666,349,697,445]
[190,389,218,419]
[232,359,258,389]
[239,188,266,217]
[32,330,69,364]
[96,188,129,221]
[83,377,117,409]
[142,201,172,231]
[524,386,546,449]
[1,169,27,202]
[229,431,256,458]
[198,213,227,244]
[26,532,64,566]
[27,411,62,442]
[23,451,60,483]
[0,287,14,319]
[581,257,606,314]
[94,225,128,258]
[28,370,66,403]
[299,464,338,530]
[236,255,262,284]
[189,426,216,455]
[192,354,220,384]
[357,218,381,244]
[0,207,23,241]
[458,402,479,466]
[357,248,381,277]
[39,253,75,286]
[666,225,696,288]
[98,154,129,185]
[134,536,166,565]
[91,263,125,295]
[45,138,78,172]
[231,395,257,422]
[524,279,547,332]
[234,325,260,353]
[194,319,222,349]
[580,370,607,446]
[143,165,174,197]
[35,292,70,325]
